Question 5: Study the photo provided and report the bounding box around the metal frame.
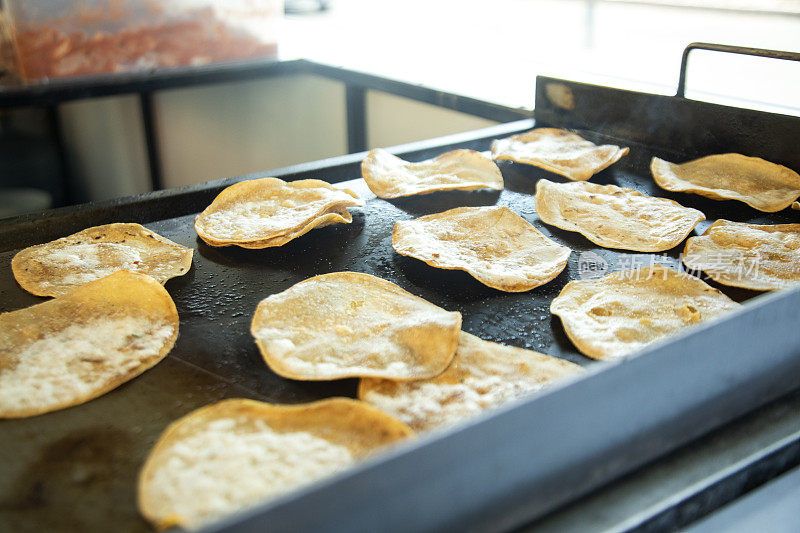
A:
[676,42,800,98]
[3,43,800,531]
[0,59,531,199]
[2,95,799,530]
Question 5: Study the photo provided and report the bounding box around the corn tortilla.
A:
[11,223,192,298]
[392,206,571,291]
[251,272,461,380]
[550,265,738,360]
[361,148,503,199]
[359,332,583,432]
[0,271,179,418]
[491,128,629,181]
[534,179,705,252]
[194,178,363,248]
[683,220,800,291]
[651,154,800,212]
[138,398,412,530]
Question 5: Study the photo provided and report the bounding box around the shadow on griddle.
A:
[392,253,503,303]
[695,275,764,304]
[386,189,501,216]
[195,211,366,274]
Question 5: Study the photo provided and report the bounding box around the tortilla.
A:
[392,206,571,291]
[550,265,738,360]
[194,178,364,248]
[534,179,705,252]
[138,398,413,530]
[0,271,179,418]
[11,223,193,298]
[683,220,800,291]
[251,272,461,380]
[231,208,354,249]
[359,332,583,432]
[651,154,800,212]
[361,148,504,199]
[491,128,629,181]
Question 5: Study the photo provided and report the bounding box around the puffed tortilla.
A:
[359,332,583,432]
[534,179,705,252]
[392,206,571,291]
[250,272,461,380]
[11,223,193,298]
[650,154,800,212]
[231,208,354,249]
[361,148,504,199]
[683,220,800,291]
[491,128,629,181]
[0,271,179,418]
[138,398,413,530]
[550,265,738,360]
[194,177,364,248]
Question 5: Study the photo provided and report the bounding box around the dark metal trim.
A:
[627,427,800,532]
[534,76,800,172]
[44,104,73,206]
[0,59,531,124]
[139,91,163,191]
[309,61,532,123]
[676,42,800,98]
[345,85,367,153]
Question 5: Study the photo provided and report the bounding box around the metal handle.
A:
[676,42,800,98]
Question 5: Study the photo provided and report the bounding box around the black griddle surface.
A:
[1,132,797,532]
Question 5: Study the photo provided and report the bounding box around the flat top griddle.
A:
[2,72,800,531]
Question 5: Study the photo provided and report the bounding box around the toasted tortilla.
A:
[233,208,353,249]
[491,128,629,181]
[392,206,571,291]
[251,272,461,380]
[650,154,800,212]
[550,265,738,360]
[0,271,179,418]
[683,220,800,291]
[361,148,503,199]
[534,179,705,252]
[138,398,412,530]
[11,223,193,298]
[359,332,583,432]
[194,178,364,248]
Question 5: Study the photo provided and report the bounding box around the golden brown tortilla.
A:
[138,398,413,530]
[361,148,503,199]
[11,223,192,297]
[392,206,571,291]
[651,154,800,212]
[359,332,583,432]
[683,220,800,291]
[251,272,461,380]
[550,265,739,360]
[194,178,364,248]
[534,179,705,252]
[0,271,179,418]
[491,128,629,181]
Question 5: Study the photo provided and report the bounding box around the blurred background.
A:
[1,0,799,215]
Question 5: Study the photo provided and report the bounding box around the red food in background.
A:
[14,15,277,80]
